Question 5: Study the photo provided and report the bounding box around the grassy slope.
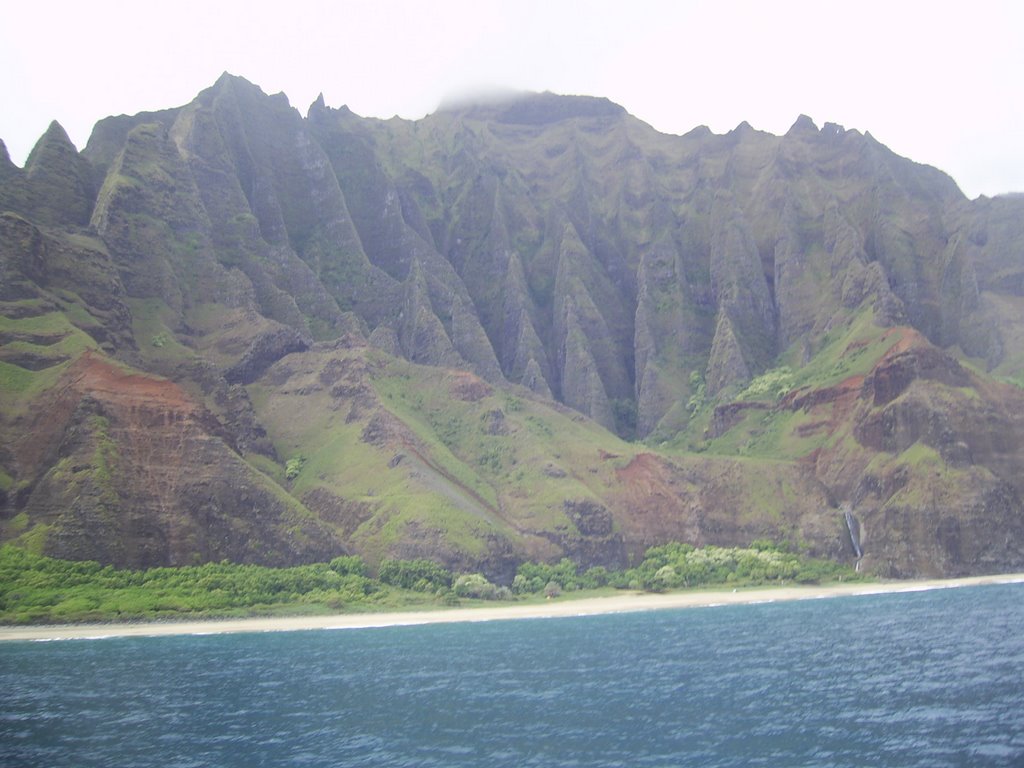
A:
[246,341,641,566]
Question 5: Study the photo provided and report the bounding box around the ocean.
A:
[2,582,1023,767]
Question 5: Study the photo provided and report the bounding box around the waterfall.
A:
[844,510,863,562]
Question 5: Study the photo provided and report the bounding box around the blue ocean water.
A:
[2,583,1023,767]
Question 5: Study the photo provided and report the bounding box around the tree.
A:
[452,573,498,599]
[377,558,452,591]
[328,555,367,577]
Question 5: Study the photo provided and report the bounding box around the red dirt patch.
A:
[14,351,203,474]
[64,351,195,411]
[611,453,704,545]
[615,452,663,487]
[881,326,925,358]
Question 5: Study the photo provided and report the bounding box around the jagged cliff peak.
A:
[201,71,293,109]
[13,119,95,227]
[786,113,818,136]
[212,70,251,90]
[0,139,15,179]
[26,120,78,161]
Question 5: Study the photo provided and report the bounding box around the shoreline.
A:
[2,572,1022,643]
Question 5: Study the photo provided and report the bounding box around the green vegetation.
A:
[0,541,862,625]
[510,541,858,594]
[0,309,98,411]
[284,454,306,481]
[512,558,611,593]
[126,298,195,365]
[737,366,795,402]
[610,541,860,590]
[0,546,386,624]
[377,558,452,591]
[686,370,706,414]
[452,573,509,600]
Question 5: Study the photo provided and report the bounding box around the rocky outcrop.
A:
[706,314,751,396]
[553,499,627,569]
[500,252,553,395]
[224,326,310,384]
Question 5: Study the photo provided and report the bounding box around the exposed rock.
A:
[482,408,508,435]
[493,92,626,125]
[785,114,819,138]
[449,289,504,382]
[706,313,751,395]
[360,411,417,448]
[861,335,969,407]
[708,197,776,379]
[559,301,615,429]
[301,487,372,540]
[398,257,460,367]
[551,499,627,569]
[521,357,553,399]
[224,326,310,384]
[501,252,553,393]
[0,139,15,179]
[0,213,133,349]
[0,213,49,300]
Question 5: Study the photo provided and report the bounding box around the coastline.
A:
[2,572,1022,643]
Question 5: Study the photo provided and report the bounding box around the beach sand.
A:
[2,573,1022,642]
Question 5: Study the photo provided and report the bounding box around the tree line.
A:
[0,541,861,624]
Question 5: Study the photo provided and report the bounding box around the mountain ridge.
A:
[3,73,1024,580]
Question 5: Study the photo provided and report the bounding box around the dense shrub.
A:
[512,558,581,593]
[329,555,368,577]
[452,573,498,599]
[510,540,859,595]
[377,558,452,591]
[0,546,376,624]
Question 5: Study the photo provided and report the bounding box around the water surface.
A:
[2,582,1023,766]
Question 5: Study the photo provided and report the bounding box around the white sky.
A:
[1,0,1021,198]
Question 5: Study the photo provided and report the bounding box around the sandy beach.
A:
[2,572,1022,642]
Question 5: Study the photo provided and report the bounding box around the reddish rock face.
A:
[861,330,971,408]
[12,353,343,568]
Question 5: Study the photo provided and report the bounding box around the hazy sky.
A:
[1,0,1021,198]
